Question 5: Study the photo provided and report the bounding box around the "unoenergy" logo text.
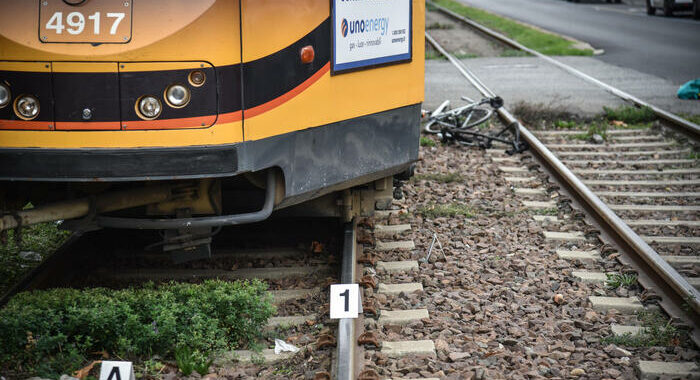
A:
[341,16,389,37]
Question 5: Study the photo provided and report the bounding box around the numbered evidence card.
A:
[330,284,360,319]
[332,0,412,73]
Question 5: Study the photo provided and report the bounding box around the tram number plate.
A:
[39,0,133,44]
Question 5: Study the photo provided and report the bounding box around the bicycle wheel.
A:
[423,119,441,134]
[423,101,451,134]
[457,107,492,130]
[424,118,456,134]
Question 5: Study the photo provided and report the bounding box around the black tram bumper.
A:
[0,104,421,206]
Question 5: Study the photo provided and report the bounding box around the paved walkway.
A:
[425,56,700,117]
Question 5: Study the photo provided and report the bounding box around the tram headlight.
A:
[136,95,162,120]
[188,70,206,87]
[0,84,10,108]
[164,84,191,108]
[14,95,40,120]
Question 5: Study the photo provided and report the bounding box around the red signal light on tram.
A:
[300,45,315,64]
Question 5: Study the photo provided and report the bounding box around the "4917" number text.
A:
[45,11,125,35]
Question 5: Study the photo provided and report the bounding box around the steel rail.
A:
[0,232,83,307]
[426,32,700,343]
[427,0,700,138]
[336,221,358,380]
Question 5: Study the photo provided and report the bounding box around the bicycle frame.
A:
[423,96,527,154]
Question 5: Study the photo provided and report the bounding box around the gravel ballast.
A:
[357,134,698,379]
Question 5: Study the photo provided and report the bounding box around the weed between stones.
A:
[603,105,656,125]
[416,203,475,218]
[175,346,213,376]
[532,208,558,216]
[412,172,463,183]
[602,310,687,348]
[420,136,438,147]
[513,103,657,132]
[605,273,638,290]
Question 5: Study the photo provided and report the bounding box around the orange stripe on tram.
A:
[245,62,330,119]
[0,120,52,130]
[55,121,121,131]
[123,115,218,130]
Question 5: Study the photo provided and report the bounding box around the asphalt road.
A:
[457,0,700,85]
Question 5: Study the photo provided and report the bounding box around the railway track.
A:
[3,134,698,377]
[489,137,700,378]
[2,4,698,379]
[1,203,434,379]
[2,219,343,377]
[533,129,698,260]
[426,2,699,378]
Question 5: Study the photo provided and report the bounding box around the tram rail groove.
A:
[426,0,700,139]
[425,31,700,347]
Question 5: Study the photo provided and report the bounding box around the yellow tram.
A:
[0,0,424,254]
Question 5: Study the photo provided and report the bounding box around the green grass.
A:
[568,122,608,141]
[412,172,463,183]
[416,203,475,218]
[552,106,658,141]
[689,152,699,160]
[425,50,445,60]
[552,106,662,142]
[0,280,275,378]
[274,365,295,375]
[603,106,656,124]
[0,222,70,295]
[500,49,530,57]
[477,118,492,130]
[175,346,213,376]
[553,120,582,130]
[420,136,437,147]
[532,208,558,216]
[620,121,653,130]
[681,113,700,125]
[136,359,166,379]
[431,0,593,56]
[605,273,637,289]
[602,310,685,348]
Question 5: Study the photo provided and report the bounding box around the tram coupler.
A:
[164,229,213,264]
[154,208,216,263]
